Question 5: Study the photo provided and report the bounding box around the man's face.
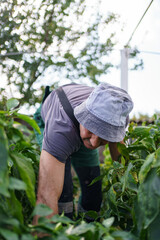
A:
[80,124,108,149]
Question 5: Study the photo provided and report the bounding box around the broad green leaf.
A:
[148,212,160,240]
[89,174,105,186]
[50,214,74,224]
[117,143,129,160]
[6,98,19,111]
[153,148,160,168]
[94,222,109,237]
[32,222,56,233]
[137,168,160,229]
[84,210,98,220]
[14,122,32,135]
[0,218,20,228]
[9,177,27,190]
[102,217,114,228]
[0,110,8,114]
[107,185,118,216]
[121,156,126,166]
[32,204,53,217]
[126,172,138,192]
[0,126,8,171]
[112,230,138,240]
[102,236,114,240]
[122,162,133,192]
[127,144,147,152]
[15,113,41,134]
[0,228,19,240]
[7,191,23,224]
[133,198,145,236]
[0,185,10,197]
[151,170,160,197]
[0,171,10,197]
[21,234,35,240]
[140,137,156,152]
[113,161,122,169]
[139,153,155,184]
[10,127,23,143]
[53,234,69,240]
[11,153,36,206]
[0,117,8,126]
[69,223,95,235]
[130,126,151,139]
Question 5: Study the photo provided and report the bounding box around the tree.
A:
[0,0,119,107]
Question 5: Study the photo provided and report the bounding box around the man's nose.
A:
[90,135,100,148]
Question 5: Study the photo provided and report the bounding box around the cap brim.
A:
[74,101,125,142]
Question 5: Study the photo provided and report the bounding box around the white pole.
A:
[120,48,129,92]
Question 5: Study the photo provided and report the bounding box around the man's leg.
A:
[71,145,102,220]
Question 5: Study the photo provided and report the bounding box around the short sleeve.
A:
[41,91,81,163]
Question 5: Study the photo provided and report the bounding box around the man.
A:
[33,82,133,223]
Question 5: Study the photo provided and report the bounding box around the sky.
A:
[97,0,160,118]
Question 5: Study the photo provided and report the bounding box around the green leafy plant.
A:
[1,98,160,240]
[0,98,40,239]
[100,116,160,239]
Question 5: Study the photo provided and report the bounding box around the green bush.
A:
[100,116,160,239]
[0,98,40,239]
[0,98,160,240]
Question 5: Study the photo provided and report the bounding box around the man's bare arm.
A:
[108,142,121,161]
[33,150,65,224]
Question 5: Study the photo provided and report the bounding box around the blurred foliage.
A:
[0,0,120,107]
[129,48,144,71]
[0,98,40,228]
[131,112,160,124]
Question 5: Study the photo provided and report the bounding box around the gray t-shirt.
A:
[41,84,94,163]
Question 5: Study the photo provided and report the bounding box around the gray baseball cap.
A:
[74,82,133,142]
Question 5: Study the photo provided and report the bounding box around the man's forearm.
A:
[108,142,121,161]
[32,150,65,225]
[33,190,59,225]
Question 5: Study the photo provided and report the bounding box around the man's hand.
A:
[33,150,65,225]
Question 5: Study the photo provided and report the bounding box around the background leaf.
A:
[138,153,155,184]
[6,98,19,111]
[136,168,160,229]
[11,153,36,206]
[0,126,8,171]
[32,204,53,217]
[102,217,114,228]
[69,223,95,235]
[6,191,23,224]
[15,113,41,134]
[9,177,27,191]
[0,228,19,240]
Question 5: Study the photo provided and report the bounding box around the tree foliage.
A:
[0,0,119,106]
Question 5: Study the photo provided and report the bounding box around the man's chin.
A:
[83,141,96,150]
